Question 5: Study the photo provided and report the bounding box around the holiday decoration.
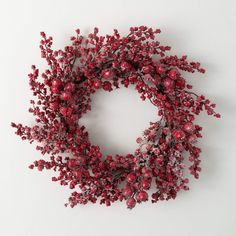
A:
[11,26,220,209]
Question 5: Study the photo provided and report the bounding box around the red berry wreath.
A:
[11,26,220,209]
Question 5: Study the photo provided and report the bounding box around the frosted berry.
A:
[183,122,195,133]
[136,191,148,202]
[126,173,136,183]
[93,80,101,89]
[61,91,71,101]
[172,129,186,141]
[126,198,136,209]
[102,69,113,79]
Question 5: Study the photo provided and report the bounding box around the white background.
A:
[0,0,236,235]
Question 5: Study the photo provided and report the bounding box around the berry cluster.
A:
[11,26,220,209]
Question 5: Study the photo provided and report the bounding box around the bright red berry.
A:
[121,61,131,71]
[140,179,151,190]
[93,80,101,89]
[168,68,178,79]
[102,81,112,91]
[64,82,75,92]
[126,198,136,209]
[59,107,67,116]
[188,134,197,143]
[61,91,71,101]
[51,78,62,88]
[50,101,59,110]
[142,65,153,74]
[172,129,186,141]
[102,69,113,79]
[123,186,133,198]
[136,191,148,202]
[176,77,185,88]
[183,122,195,133]
[156,64,164,74]
[126,173,136,183]
[163,78,174,90]
[67,159,77,169]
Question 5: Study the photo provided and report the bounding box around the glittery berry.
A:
[168,68,178,79]
[183,122,195,133]
[156,64,164,74]
[172,129,186,141]
[126,173,137,183]
[126,198,136,209]
[136,191,148,202]
[102,69,113,79]
[163,78,174,90]
[140,179,151,190]
[61,91,71,101]
[93,80,101,89]
[123,186,133,198]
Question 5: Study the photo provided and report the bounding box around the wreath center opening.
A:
[79,85,159,157]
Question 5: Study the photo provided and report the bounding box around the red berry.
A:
[126,173,136,183]
[61,91,71,101]
[68,159,77,169]
[176,77,185,88]
[64,82,75,91]
[102,69,113,79]
[163,78,174,90]
[136,137,143,143]
[50,101,59,110]
[122,78,129,87]
[155,155,164,165]
[93,80,101,89]
[51,86,60,94]
[123,186,133,198]
[156,64,164,74]
[102,81,112,91]
[59,107,67,116]
[51,79,62,94]
[142,65,153,74]
[172,129,186,141]
[121,61,131,71]
[188,134,197,143]
[136,191,148,202]
[126,198,136,209]
[28,164,34,169]
[52,177,57,181]
[69,182,75,189]
[140,179,151,190]
[176,143,184,151]
[183,122,195,133]
[74,171,82,179]
[168,68,178,79]
[52,78,62,88]
[184,178,189,184]
[141,167,152,178]
[40,32,46,38]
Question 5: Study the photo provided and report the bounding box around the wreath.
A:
[11,26,220,209]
